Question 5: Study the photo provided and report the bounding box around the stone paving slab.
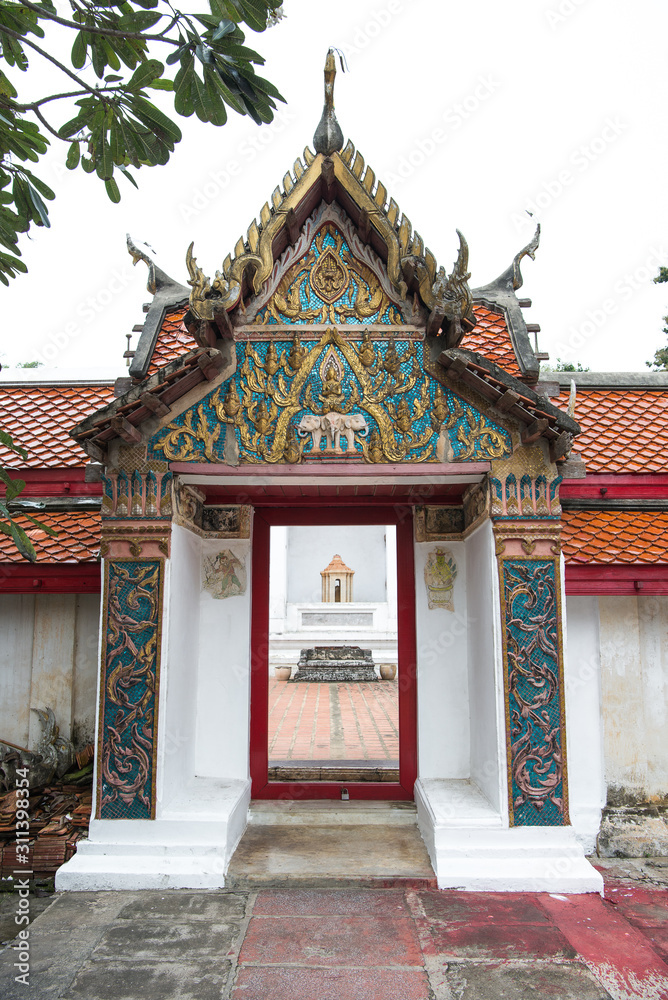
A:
[230,965,431,999]
[442,961,613,999]
[240,911,423,967]
[61,959,233,1000]
[0,872,667,1000]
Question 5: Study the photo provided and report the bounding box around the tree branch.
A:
[0,26,101,97]
[32,105,64,141]
[11,87,124,111]
[15,0,181,45]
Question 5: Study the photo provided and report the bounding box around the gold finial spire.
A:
[313,48,344,156]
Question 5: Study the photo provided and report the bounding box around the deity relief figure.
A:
[432,383,449,425]
[288,334,308,371]
[383,337,401,377]
[367,428,384,463]
[394,398,412,434]
[311,246,349,301]
[249,399,275,435]
[202,550,247,600]
[356,330,376,368]
[264,342,280,377]
[223,383,241,418]
[321,366,343,398]
[424,547,457,611]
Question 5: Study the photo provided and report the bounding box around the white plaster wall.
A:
[286,524,387,603]
[72,594,101,747]
[0,593,99,749]
[415,539,469,779]
[599,595,668,801]
[563,595,606,851]
[158,525,199,809]
[466,520,505,814]
[195,537,252,781]
[0,595,35,748]
[269,525,288,633]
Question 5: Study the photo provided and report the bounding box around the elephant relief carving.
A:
[296,412,369,455]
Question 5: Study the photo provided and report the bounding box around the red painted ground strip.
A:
[538,891,668,999]
[232,884,668,1000]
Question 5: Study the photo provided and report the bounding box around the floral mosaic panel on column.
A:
[96,453,172,821]
[495,523,569,828]
[97,557,164,820]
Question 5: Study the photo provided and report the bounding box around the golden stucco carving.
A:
[154,327,508,466]
[185,112,474,335]
[254,223,402,326]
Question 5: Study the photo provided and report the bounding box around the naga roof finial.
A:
[511,223,541,291]
[313,48,344,156]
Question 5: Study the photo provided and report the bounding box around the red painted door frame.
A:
[249,504,418,800]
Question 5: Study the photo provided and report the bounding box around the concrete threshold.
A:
[226,801,437,890]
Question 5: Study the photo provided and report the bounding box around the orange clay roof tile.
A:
[562,510,668,564]
[0,512,100,563]
[461,305,522,378]
[0,385,114,468]
[145,310,195,376]
[554,388,668,472]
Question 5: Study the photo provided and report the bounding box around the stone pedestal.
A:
[292,645,377,682]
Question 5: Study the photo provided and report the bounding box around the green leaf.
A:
[148,78,173,91]
[96,132,114,179]
[105,175,121,202]
[20,511,56,535]
[174,61,195,116]
[0,430,28,459]
[66,140,80,170]
[9,521,36,562]
[71,31,87,69]
[119,165,138,188]
[211,18,236,40]
[127,57,163,90]
[27,185,50,227]
[23,171,54,200]
[130,96,182,142]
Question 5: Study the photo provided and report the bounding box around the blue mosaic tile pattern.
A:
[501,558,567,826]
[255,226,405,326]
[148,338,512,466]
[98,559,163,820]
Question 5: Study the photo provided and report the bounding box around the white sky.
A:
[1,0,667,376]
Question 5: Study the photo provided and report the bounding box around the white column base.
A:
[416,778,603,895]
[56,779,250,891]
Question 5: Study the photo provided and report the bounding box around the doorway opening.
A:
[267,522,399,783]
[250,506,417,800]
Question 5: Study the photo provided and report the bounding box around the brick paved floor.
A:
[268,679,398,762]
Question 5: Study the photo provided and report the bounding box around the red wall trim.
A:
[249,505,418,801]
[561,473,668,500]
[0,467,103,497]
[565,563,668,596]
[0,563,101,593]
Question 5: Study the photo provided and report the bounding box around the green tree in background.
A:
[647,266,668,369]
[0,0,284,284]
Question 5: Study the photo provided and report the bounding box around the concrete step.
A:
[249,800,418,827]
[226,820,437,889]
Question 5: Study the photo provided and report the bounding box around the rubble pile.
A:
[0,745,93,880]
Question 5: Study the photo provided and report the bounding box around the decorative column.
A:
[96,453,172,820]
[491,452,569,827]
